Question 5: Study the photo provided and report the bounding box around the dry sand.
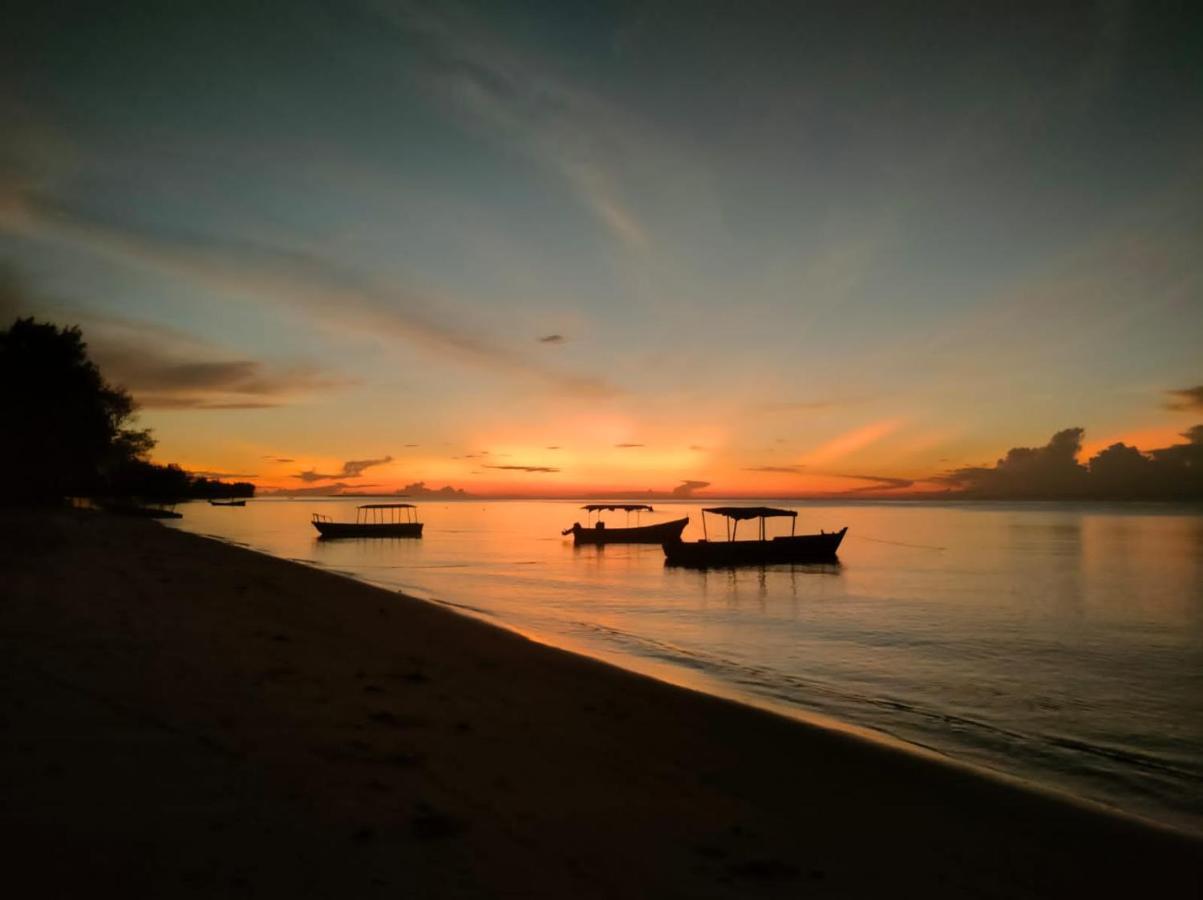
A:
[1,509,1198,898]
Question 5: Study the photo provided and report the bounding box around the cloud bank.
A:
[939,426,1203,499]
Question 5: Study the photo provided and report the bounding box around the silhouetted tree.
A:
[2,317,154,504]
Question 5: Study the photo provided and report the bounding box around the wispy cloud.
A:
[0,188,620,399]
[799,419,902,466]
[754,401,836,414]
[671,480,710,497]
[386,3,661,250]
[483,464,560,473]
[261,481,361,497]
[614,442,644,448]
[1165,385,1203,412]
[537,334,566,344]
[189,470,258,480]
[293,455,394,483]
[835,473,915,493]
[743,464,806,475]
[0,288,349,410]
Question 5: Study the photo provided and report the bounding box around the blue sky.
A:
[3,1,1200,493]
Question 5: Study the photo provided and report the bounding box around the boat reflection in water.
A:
[312,503,423,539]
[663,506,846,568]
[562,504,689,545]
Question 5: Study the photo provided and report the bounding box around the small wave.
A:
[431,598,495,616]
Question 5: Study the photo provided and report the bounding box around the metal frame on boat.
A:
[662,506,846,567]
[312,503,423,539]
[562,504,689,545]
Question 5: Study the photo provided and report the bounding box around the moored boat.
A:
[209,499,246,507]
[562,504,689,545]
[662,507,846,567]
[312,503,423,539]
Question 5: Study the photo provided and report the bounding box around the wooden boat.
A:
[312,503,423,539]
[209,499,246,507]
[662,506,846,568]
[562,504,689,545]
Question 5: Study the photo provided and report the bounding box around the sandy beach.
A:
[1,509,1198,898]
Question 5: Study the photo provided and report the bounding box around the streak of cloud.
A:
[799,419,902,466]
[743,465,806,475]
[835,474,916,493]
[537,334,566,344]
[1165,385,1203,412]
[0,283,349,410]
[0,188,620,399]
[614,443,644,448]
[293,455,394,483]
[671,480,710,497]
[755,401,835,413]
[260,481,359,497]
[483,464,560,473]
[386,3,661,250]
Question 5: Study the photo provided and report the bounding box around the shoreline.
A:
[179,514,1203,839]
[3,509,1199,897]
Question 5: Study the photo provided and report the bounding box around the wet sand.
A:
[1,509,1198,898]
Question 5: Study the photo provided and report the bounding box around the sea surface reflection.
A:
[169,498,1203,834]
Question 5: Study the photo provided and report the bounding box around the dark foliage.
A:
[2,318,152,503]
[106,460,254,502]
[2,318,254,504]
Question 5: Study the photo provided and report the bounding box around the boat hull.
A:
[312,521,423,539]
[209,500,246,507]
[570,517,689,545]
[663,527,846,567]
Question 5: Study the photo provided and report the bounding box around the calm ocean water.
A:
[168,499,1203,833]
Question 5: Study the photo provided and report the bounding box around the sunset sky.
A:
[3,1,1200,496]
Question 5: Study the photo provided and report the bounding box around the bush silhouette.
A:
[2,317,153,504]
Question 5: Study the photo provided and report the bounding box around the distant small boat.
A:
[209,499,246,507]
[663,507,846,568]
[562,504,689,545]
[312,503,423,539]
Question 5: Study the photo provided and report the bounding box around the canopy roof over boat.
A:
[581,504,654,512]
[703,506,797,520]
[358,503,416,509]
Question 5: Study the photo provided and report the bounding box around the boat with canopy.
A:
[662,506,845,567]
[311,503,423,539]
[562,504,689,545]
